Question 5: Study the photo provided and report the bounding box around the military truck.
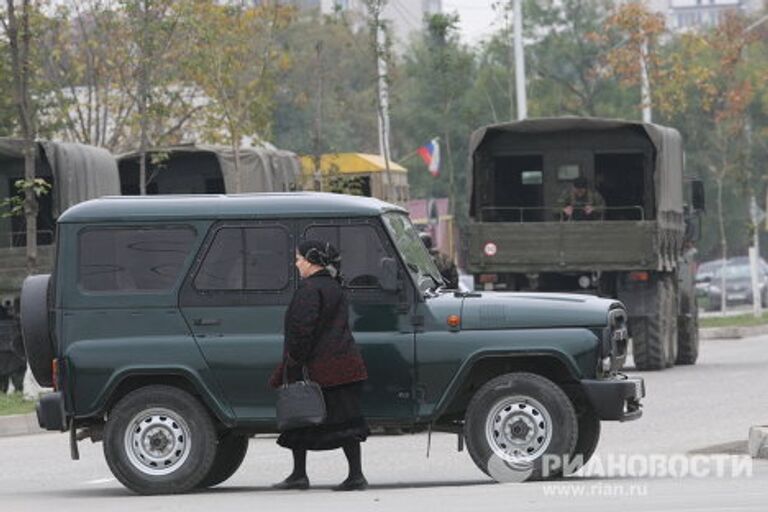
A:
[466,117,705,371]
[1,139,119,379]
[117,143,302,195]
[23,193,643,494]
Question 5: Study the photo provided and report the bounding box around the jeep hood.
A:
[460,291,619,330]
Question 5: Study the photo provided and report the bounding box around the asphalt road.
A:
[2,335,768,511]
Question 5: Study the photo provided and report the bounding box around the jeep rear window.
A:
[194,227,290,291]
[78,226,196,292]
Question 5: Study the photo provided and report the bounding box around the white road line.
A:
[84,477,116,485]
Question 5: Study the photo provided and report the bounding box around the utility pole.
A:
[749,196,763,318]
[513,0,527,120]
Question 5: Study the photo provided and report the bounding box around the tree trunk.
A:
[233,137,242,194]
[138,0,151,196]
[6,0,38,272]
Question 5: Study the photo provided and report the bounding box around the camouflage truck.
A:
[0,138,119,303]
[117,143,302,195]
[466,117,705,371]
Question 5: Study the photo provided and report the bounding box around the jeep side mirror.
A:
[692,180,705,213]
[380,257,400,293]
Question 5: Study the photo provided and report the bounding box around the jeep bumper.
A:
[580,376,644,422]
[36,392,67,431]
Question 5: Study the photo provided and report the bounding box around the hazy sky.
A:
[444,0,501,44]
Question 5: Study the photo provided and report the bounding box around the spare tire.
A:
[20,274,54,387]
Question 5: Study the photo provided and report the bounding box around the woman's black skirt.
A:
[277,381,370,451]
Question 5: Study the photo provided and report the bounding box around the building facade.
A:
[645,0,765,30]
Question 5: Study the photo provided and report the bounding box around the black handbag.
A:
[276,365,327,431]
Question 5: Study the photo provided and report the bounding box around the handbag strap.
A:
[282,363,312,386]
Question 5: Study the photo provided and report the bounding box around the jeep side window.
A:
[78,226,196,292]
[305,224,389,289]
[194,227,290,291]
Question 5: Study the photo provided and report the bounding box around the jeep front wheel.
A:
[103,385,218,495]
[196,432,249,488]
[464,372,578,482]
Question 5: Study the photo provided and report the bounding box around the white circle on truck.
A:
[484,242,497,257]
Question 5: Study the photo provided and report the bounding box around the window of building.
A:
[305,224,389,288]
[557,164,580,181]
[195,227,290,291]
[79,226,196,292]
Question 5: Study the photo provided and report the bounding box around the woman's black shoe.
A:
[332,476,368,491]
[272,475,310,490]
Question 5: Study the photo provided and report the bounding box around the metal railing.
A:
[479,206,646,223]
[5,230,55,248]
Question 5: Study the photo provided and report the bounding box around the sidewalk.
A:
[0,412,42,437]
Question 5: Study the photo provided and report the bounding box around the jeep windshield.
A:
[382,212,443,294]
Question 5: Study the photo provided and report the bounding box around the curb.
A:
[0,412,43,438]
[700,323,768,340]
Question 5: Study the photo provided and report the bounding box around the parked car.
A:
[705,260,768,311]
[695,259,724,298]
[21,193,643,494]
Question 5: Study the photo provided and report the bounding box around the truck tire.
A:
[19,274,54,387]
[103,385,218,495]
[676,295,699,365]
[632,275,674,371]
[464,372,577,482]
[196,433,249,488]
[664,277,678,368]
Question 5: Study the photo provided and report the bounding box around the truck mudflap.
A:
[36,391,67,431]
[580,376,644,422]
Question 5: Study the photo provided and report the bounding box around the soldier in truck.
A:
[557,176,605,221]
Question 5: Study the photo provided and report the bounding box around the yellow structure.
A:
[300,153,409,204]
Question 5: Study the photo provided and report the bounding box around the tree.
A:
[391,12,479,217]
[2,0,40,272]
[0,37,16,135]
[271,11,378,157]
[182,1,291,193]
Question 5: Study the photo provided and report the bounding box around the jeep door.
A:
[179,220,295,421]
[299,218,416,421]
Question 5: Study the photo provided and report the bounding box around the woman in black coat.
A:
[269,240,370,491]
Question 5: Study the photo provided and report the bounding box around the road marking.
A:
[84,478,116,485]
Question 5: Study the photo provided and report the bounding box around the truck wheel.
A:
[103,385,218,495]
[565,410,601,475]
[464,372,577,482]
[664,277,678,368]
[676,295,699,365]
[19,275,54,387]
[196,432,249,488]
[632,275,673,371]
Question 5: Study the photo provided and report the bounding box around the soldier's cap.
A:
[573,176,588,189]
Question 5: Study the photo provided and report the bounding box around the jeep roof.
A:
[57,192,407,223]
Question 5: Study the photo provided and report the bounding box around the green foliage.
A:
[391,12,481,217]
[272,11,378,155]
[0,178,51,218]
[0,39,16,136]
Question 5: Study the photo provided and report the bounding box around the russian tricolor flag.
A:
[417,138,440,177]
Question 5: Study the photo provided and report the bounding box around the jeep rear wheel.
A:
[103,385,217,495]
[196,432,249,488]
[464,372,578,482]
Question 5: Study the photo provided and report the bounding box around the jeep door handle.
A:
[193,318,222,326]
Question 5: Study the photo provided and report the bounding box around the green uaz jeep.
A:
[21,193,643,494]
